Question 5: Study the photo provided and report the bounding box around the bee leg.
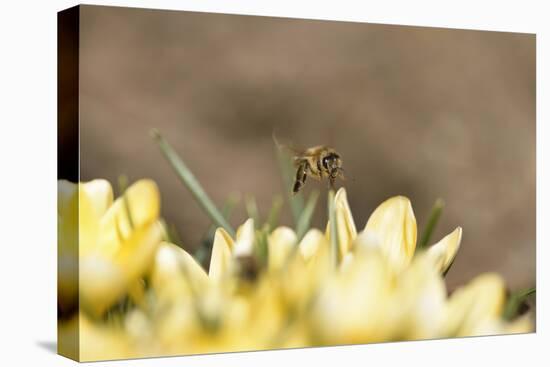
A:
[293,162,307,194]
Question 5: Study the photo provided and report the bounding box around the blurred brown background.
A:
[77,5,535,291]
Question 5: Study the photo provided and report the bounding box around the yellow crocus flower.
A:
[150,241,209,306]
[426,227,462,274]
[58,179,533,361]
[58,179,163,316]
[444,273,511,337]
[333,187,462,275]
[363,195,417,271]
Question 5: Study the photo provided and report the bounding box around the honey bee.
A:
[273,134,344,194]
[291,145,344,194]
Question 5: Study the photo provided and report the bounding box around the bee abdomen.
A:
[293,162,308,194]
[293,180,304,194]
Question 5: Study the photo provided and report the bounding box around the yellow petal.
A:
[364,196,417,271]
[334,188,357,258]
[125,309,153,342]
[295,229,331,295]
[113,221,163,281]
[353,229,383,253]
[127,279,147,310]
[58,251,78,313]
[58,181,78,250]
[233,218,255,257]
[461,314,534,337]
[311,246,393,344]
[268,227,297,270]
[444,273,506,337]
[58,180,112,255]
[80,253,126,316]
[78,186,101,256]
[325,188,357,260]
[394,254,447,340]
[169,242,209,288]
[299,229,328,262]
[503,314,534,334]
[81,179,113,218]
[78,313,132,361]
[339,252,355,272]
[426,227,462,274]
[152,242,209,303]
[98,179,160,257]
[80,222,162,316]
[57,181,79,311]
[58,315,79,360]
[209,228,235,281]
[58,180,77,215]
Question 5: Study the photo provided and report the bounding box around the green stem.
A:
[151,129,235,238]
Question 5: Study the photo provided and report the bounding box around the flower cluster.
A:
[57,179,532,361]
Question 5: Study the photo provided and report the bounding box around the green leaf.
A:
[296,190,320,241]
[245,194,260,227]
[265,195,283,232]
[273,134,304,227]
[151,129,235,238]
[254,228,269,267]
[117,175,135,230]
[418,198,444,250]
[195,193,239,265]
[328,190,339,267]
[205,193,239,239]
[502,287,536,321]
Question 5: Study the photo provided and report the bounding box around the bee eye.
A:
[322,157,330,169]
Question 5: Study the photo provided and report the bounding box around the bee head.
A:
[322,153,343,179]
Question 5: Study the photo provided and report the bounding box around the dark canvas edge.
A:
[57,4,80,362]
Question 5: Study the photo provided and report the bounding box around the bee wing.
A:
[272,132,303,157]
[338,167,353,182]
